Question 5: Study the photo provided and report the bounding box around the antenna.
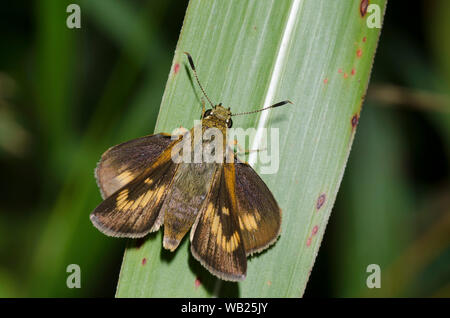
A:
[184,52,214,108]
[231,100,292,116]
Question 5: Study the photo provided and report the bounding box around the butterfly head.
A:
[202,103,233,128]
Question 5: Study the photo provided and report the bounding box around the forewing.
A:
[95,133,174,198]
[90,148,178,238]
[234,160,282,256]
[190,164,247,281]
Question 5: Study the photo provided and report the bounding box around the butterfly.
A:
[90,52,291,281]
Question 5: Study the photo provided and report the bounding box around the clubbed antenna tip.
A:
[184,52,214,108]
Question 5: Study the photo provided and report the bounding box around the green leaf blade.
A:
[116,0,387,297]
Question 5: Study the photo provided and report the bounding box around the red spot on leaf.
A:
[312,226,319,235]
[362,36,367,43]
[344,72,348,78]
[351,113,359,130]
[360,0,369,17]
[174,63,180,74]
[195,277,201,288]
[338,69,343,73]
[317,193,326,210]
[351,68,356,76]
[357,48,362,58]
[306,237,312,247]
[142,258,147,266]
[323,78,328,84]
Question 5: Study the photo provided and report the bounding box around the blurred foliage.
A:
[0,0,448,297]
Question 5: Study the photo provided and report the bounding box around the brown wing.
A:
[190,164,247,281]
[234,159,282,256]
[161,163,218,252]
[95,133,173,199]
[90,145,178,238]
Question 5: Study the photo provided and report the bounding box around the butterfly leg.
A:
[228,138,266,164]
[232,138,266,155]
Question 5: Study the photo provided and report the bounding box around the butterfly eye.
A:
[202,109,212,119]
[227,118,233,128]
